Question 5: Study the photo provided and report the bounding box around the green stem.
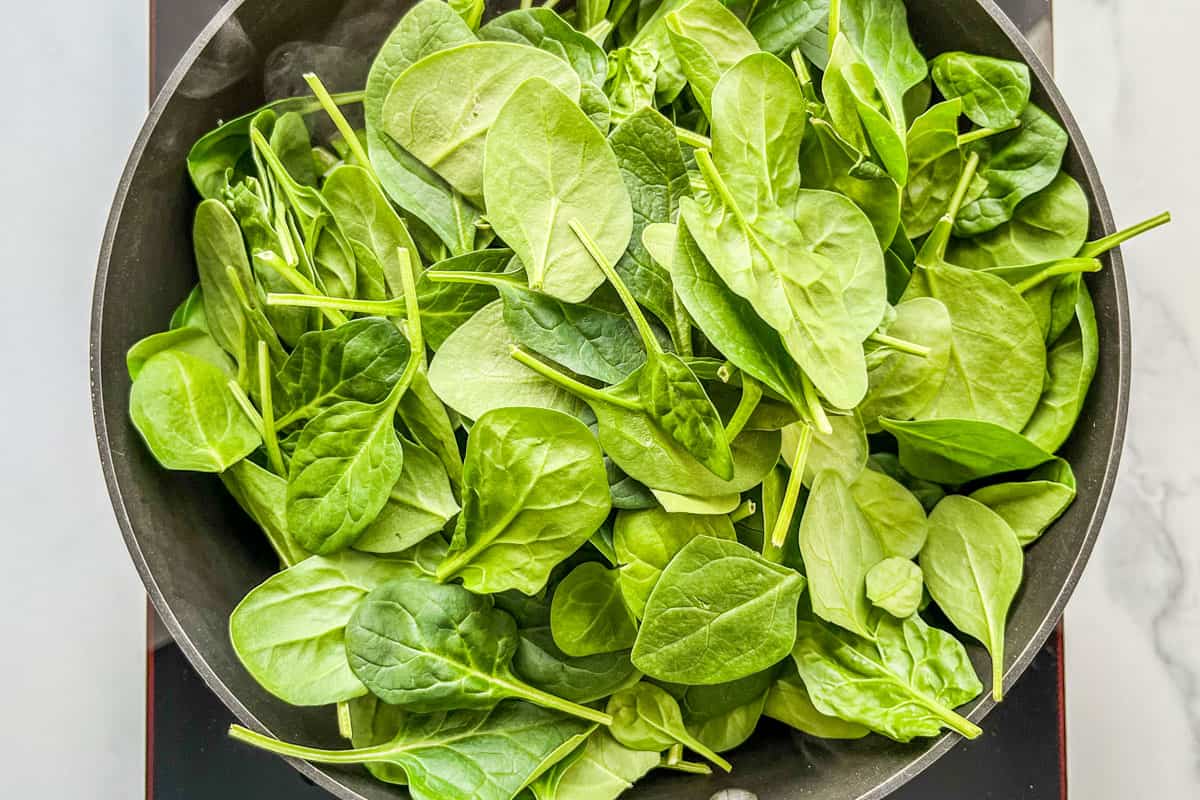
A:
[676,730,731,772]
[229,725,392,765]
[570,220,661,355]
[274,407,307,429]
[267,292,404,317]
[253,251,349,325]
[226,380,264,437]
[1011,257,1101,294]
[499,677,614,726]
[543,0,561,8]
[586,19,614,44]
[520,0,533,9]
[671,293,693,357]
[867,332,931,358]
[423,270,525,290]
[665,743,682,765]
[993,652,1004,703]
[918,151,980,268]
[919,698,983,740]
[249,127,319,226]
[771,424,812,549]
[689,177,709,195]
[257,340,285,476]
[303,73,375,183]
[674,127,712,150]
[1077,211,1171,258]
[828,0,841,58]
[730,499,757,524]
[956,118,1020,147]
[395,248,425,371]
[337,702,353,740]
[658,758,712,775]
[510,347,641,412]
[790,49,816,101]
[800,372,832,435]
[724,375,763,440]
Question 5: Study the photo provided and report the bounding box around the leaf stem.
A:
[658,758,712,775]
[228,725,393,765]
[510,347,641,412]
[770,424,812,549]
[671,294,694,357]
[918,698,983,740]
[867,332,931,358]
[828,0,841,58]
[800,372,832,435]
[226,380,264,437]
[675,730,731,772]
[917,151,980,268]
[1011,257,1101,294]
[257,340,286,476]
[790,50,816,101]
[724,375,763,440]
[956,118,1020,147]
[570,220,661,355]
[267,292,404,317]
[501,678,614,726]
[1077,210,1171,258]
[730,498,757,523]
[674,127,712,150]
[665,743,682,765]
[253,251,349,326]
[585,19,614,44]
[396,248,425,371]
[303,73,376,184]
[337,702,353,740]
[423,270,525,289]
[993,651,1005,702]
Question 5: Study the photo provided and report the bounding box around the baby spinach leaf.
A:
[969,461,1076,546]
[354,436,460,553]
[868,452,945,512]
[902,99,964,237]
[479,8,607,87]
[865,557,923,618]
[955,105,1068,236]
[551,562,639,657]
[607,682,731,770]
[798,470,883,639]
[383,42,581,205]
[632,535,806,684]
[437,407,611,595]
[417,248,514,349]
[669,220,808,414]
[277,317,411,423]
[823,34,908,184]
[220,459,310,567]
[791,613,983,742]
[397,369,464,492]
[901,262,1046,430]
[345,695,409,784]
[920,495,1024,700]
[126,327,234,380]
[649,489,740,515]
[168,285,208,331]
[613,506,736,618]
[193,199,253,364]
[608,108,691,335]
[664,0,759,117]
[880,416,1055,484]
[661,669,779,723]
[345,577,612,723]
[930,52,1031,129]
[129,350,260,472]
[764,669,871,739]
[638,349,735,480]
[789,412,869,487]
[1022,285,1098,452]
[749,0,828,60]
[483,78,633,303]
[859,297,952,431]
[364,0,479,255]
[605,46,659,126]
[848,467,928,559]
[230,700,592,800]
[529,730,658,800]
[429,302,589,421]
[229,550,429,706]
[685,691,766,752]
[838,0,928,126]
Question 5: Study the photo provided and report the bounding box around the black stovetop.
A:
[147,1,1065,798]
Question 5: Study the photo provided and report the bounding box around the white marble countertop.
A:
[0,1,1195,797]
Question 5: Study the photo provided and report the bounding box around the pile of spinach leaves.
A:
[126,0,1167,796]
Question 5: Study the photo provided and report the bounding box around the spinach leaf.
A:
[930,52,1031,129]
[364,0,479,255]
[823,34,908,184]
[867,451,945,512]
[955,105,1068,236]
[483,78,633,303]
[529,730,658,800]
[838,0,928,127]
[168,285,208,331]
[865,557,923,618]
[791,613,983,741]
[230,700,592,800]
[947,172,1089,269]
[277,316,411,424]
[229,550,430,705]
[551,562,639,657]
[129,351,260,472]
[608,682,731,770]
[660,669,779,723]
[848,467,928,559]
[220,459,310,567]
[383,42,581,205]
[764,669,870,739]
[859,297,952,431]
[397,369,464,492]
[193,199,253,364]
[880,416,1055,484]
[649,489,740,515]
[126,327,234,380]
[1021,285,1098,452]
[417,248,514,349]
[798,470,883,638]
[354,436,460,553]
[437,407,611,595]
[664,0,759,117]
[346,695,409,785]
[345,577,612,723]
[613,506,736,618]
[429,302,589,421]
[685,691,766,752]
[902,99,964,237]
[920,495,1024,700]
[605,46,659,126]
[479,8,607,87]
[749,0,828,60]
[901,262,1046,430]
[632,535,806,683]
[608,108,691,337]
[969,460,1076,546]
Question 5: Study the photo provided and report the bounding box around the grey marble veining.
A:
[1056,0,1200,795]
